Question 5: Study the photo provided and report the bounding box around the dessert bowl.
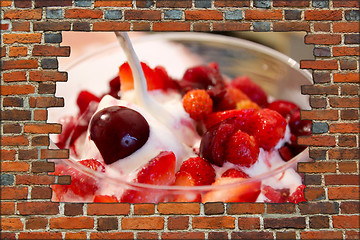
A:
[49,32,312,203]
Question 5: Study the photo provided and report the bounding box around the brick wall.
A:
[1,0,359,239]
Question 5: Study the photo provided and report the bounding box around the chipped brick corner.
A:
[1,0,359,239]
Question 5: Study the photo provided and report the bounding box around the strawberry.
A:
[93,195,119,203]
[230,76,269,108]
[173,171,201,202]
[178,157,216,186]
[236,99,260,110]
[278,145,294,162]
[202,177,261,203]
[214,87,249,111]
[246,109,287,151]
[204,108,257,130]
[221,168,249,178]
[52,159,104,199]
[121,151,176,203]
[76,90,101,115]
[268,100,300,120]
[182,89,213,120]
[262,185,290,203]
[224,130,260,167]
[288,184,306,204]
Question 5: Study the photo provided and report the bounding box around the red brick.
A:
[300,60,338,70]
[31,161,55,173]
[50,217,94,229]
[314,22,330,32]
[92,22,130,31]
[9,46,27,57]
[301,231,343,239]
[204,202,224,215]
[329,149,359,160]
[137,232,159,240]
[18,202,59,215]
[1,202,15,215]
[341,84,359,95]
[309,216,329,228]
[18,149,38,160]
[334,73,359,83]
[24,123,62,134]
[1,85,35,95]
[125,10,161,20]
[32,45,70,57]
[65,9,103,19]
[325,175,359,186]
[1,186,28,200]
[329,97,359,108]
[185,10,223,20]
[346,231,360,240]
[152,22,191,31]
[227,203,265,214]
[232,231,273,239]
[90,232,134,239]
[0,0,12,7]
[2,161,29,172]
[328,187,359,200]
[213,22,251,31]
[333,215,360,229]
[193,216,235,229]
[1,23,10,31]
[33,21,71,31]
[65,232,87,240]
[158,203,200,214]
[2,59,38,70]
[156,0,192,8]
[29,71,67,82]
[298,162,337,173]
[304,187,326,201]
[341,201,360,214]
[26,217,48,230]
[34,109,47,121]
[298,135,336,147]
[338,161,358,173]
[333,1,359,7]
[1,46,6,57]
[12,22,31,31]
[4,9,42,20]
[132,22,151,31]
[168,216,189,230]
[14,0,32,8]
[273,0,309,7]
[277,232,297,240]
[266,203,296,214]
[87,203,130,215]
[301,109,338,120]
[1,218,24,231]
[2,109,31,121]
[1,149,16,160]
[29,96,64,108]
[40,149,69,159]
[31,186,52,199]
[333,47,360,56]
[19,232,62,240]
[1,135,29,146]
[16,175,55,185]
[215,0,250,7]
[273,22,310,31]
[333,22,360,33]
[238,217,260,229]
[3,33,41,44]
[94,0,132,7]
[305,10,342,21]
[32,135,50,146]
[304,34,341,45]
[302,85,338,95]
[193,22,211,32]
[330,123,359,134]
[122,217,164,230]
[245,9,283,20]
[162,232,205,240]
[133,204,155,215]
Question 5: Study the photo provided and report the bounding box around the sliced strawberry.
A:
[262,185,290,203]
[246,109,287,151]
[231,76,269,108]
[236,99,260,110]
[204,108,257,130]
[173,171,201,202]
[76,90,100,115]
[278,145,294,162]
[225,130,259,167]
[178,157,216,186]
[268,100,300,120]
[121,151,176,203]
[93,195,119,203]
[214,87,249,111]
[202,177,261,203]
[182,89,213,120]
[221,168,249,178]
[288,184,306,204]
[79,159,105,172]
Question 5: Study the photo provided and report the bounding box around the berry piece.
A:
[221,168,249,178]
[121,151,176,203]
[225,130,259,167]
[246,109,287,150]
[89,106,150,165]
[182,89,213,120]
[289,110,312,136]
[204,108,256,130]
[108,76,121,99]
[278,145,294,162]
[231,76,269,108]
[76,90,101,115]
[268,100,300,120]
[79,159,105,172]
[178,157,216,186]
[236,100,260,110]
[173,171,201,202]
[202,177,261,203]
[288,184,306,204]
[93,195,119,202]
[262,185,290,203]
[214,87,249,111]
